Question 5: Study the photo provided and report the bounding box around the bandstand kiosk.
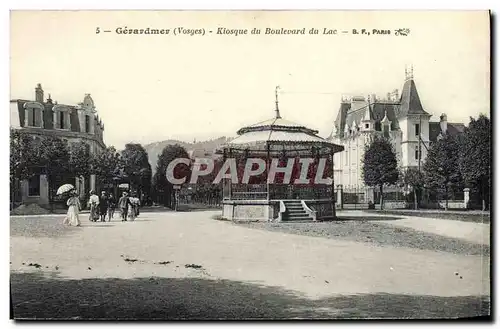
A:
[217,87,344,222]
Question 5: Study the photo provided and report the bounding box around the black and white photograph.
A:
[8,10,491,320]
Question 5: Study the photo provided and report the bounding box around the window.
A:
[32,109,36,126]
[85,115,90,133]
[383,125,390,138]
[365,123,369,129]
[415,123,420,137]
[28,175,40,196]
[26,108,43,127]
[27,108,36,127]
[59,111,65,129]
[415,146,422,160]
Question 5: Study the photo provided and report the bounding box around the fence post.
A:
[337,184,343,210]
[463,188,470,209]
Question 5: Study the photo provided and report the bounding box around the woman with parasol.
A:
[57,184,81,227]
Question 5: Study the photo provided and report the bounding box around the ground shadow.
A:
[10,216,81,239]
[240,221,489,256]
[177,208,222,213]
[10,271,489,320]
[333,215,403,221]
[136,207,174,213]
[125,219,155,222]
[365,210,490,224]
[85,224,115,228]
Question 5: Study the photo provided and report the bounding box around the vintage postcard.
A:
[9,10,491,320]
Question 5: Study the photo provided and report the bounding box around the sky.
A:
[10,11,490,149]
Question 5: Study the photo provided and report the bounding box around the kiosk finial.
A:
[275,86,281,119]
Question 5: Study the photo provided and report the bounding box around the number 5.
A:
[96,27,100,34]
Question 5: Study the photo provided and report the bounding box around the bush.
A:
[211,214,228,221]
[467,200,486,211]
[418,202,442,210]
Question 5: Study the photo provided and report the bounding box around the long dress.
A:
[107,197,115,221]
[99,196,108,221]
[63,197,81,226]
[88,194,100,222]
[128,199,136,221]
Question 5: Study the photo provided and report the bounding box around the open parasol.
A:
[56,184,75,195]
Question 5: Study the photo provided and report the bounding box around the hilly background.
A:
[143,136,231,174]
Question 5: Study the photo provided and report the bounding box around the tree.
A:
[36,136,71,209]
[362,136,399,210]
[459,114,491,210]
[120,143,152,199]
[68,141,92,179]
[153,144,190,208]
[92,146,122,187]
[423,133,462,210]
[10,129,33,182]
[400,167,424,209]
[10,129,35,208]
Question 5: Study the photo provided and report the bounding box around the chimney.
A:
[35,83,44,103]
[439,113,448,134]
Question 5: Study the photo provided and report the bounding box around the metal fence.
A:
[337,186,406,210]
[335,184,468,210]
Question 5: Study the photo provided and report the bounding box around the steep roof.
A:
[221,110,344,154]
[332,75,432,139]
[429,122,466,142]
[333,101,400,138]
[371,102,399,122]
[398,79,430,117]
[333,102,350,135]
[237,116,318,135]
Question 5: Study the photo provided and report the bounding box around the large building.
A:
[10,83,106,207]
[329,68,465,200]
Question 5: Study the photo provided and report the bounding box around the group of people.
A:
[63,189,141,227]
[117,191,141,221]
[88,190,116,222]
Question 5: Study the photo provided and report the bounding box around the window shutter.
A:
[53,111,58,129]
[65,112,71,130]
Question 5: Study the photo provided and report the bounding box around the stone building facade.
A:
[10,83,106,207]
[329,68,465,202]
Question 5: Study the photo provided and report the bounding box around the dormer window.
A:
[383,125,390,137]
[53,106,70,130]
[24,103,43,128]
[28,109,37,127]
